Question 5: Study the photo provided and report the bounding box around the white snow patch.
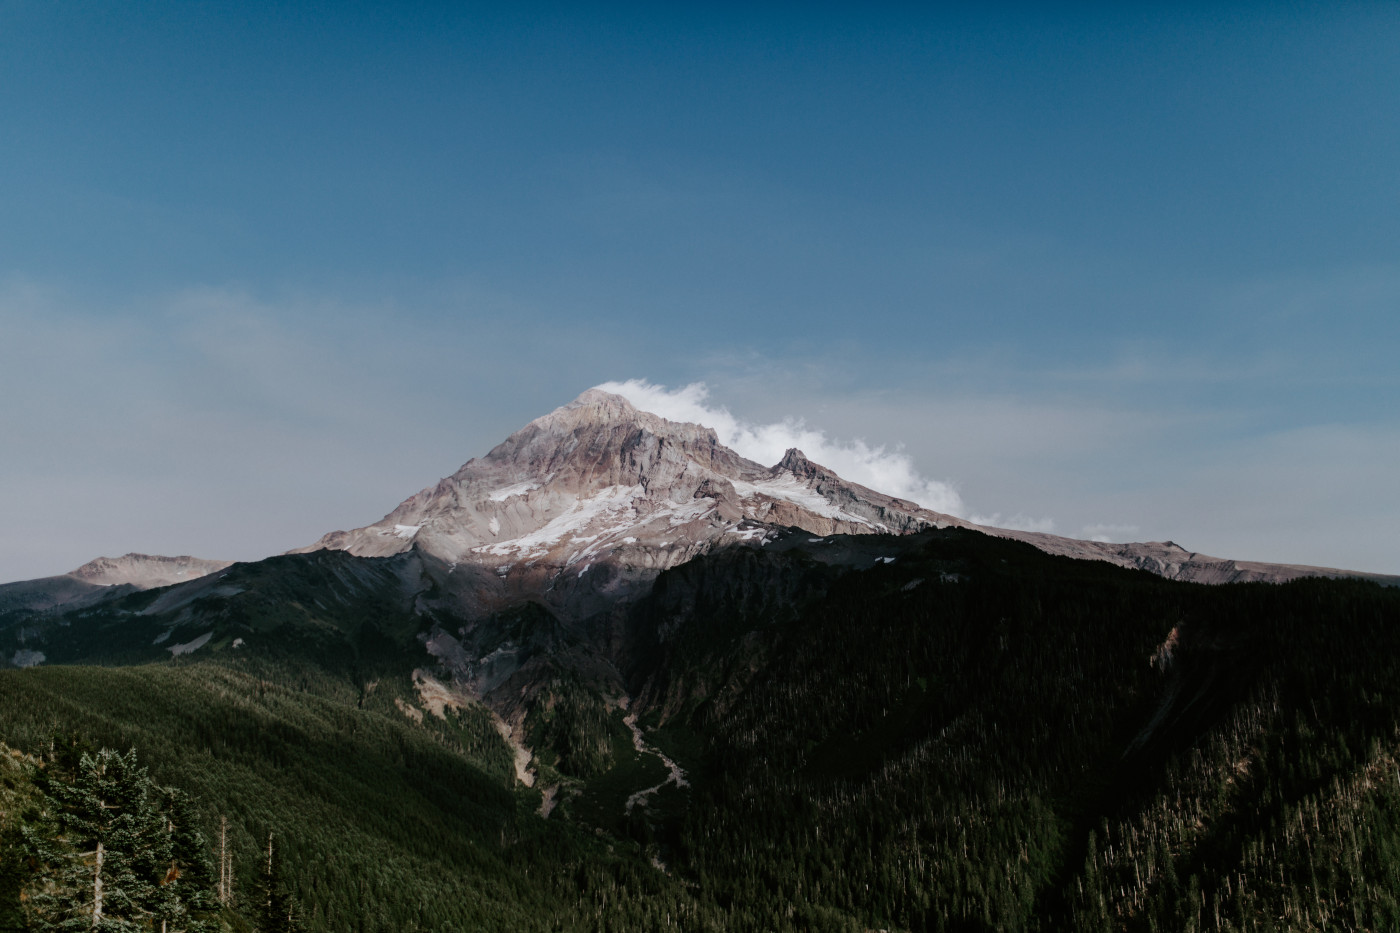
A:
[487,481,540,502]
[566,529,629,567]
[664,499,717,527]
[232,637,245,648]
[488,516,501,536]
[392,524,422,540]
[168,632,213,656]
[901,578,925,591]
[621,536,637,544]
[11,649,44,668]
[876,556,897,564]
[731,472,875,527]
[475,485,643,558]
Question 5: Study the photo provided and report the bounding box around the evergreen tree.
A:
[24,747,166,931]
[22,748,219,933]
[151,788,221,933]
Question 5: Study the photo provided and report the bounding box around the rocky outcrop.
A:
[990,533,1399,587]
[295,389,962,620]
[68,553,233,589]
[0,553,234,624]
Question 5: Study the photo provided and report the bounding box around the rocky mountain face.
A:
[272,386,1399,738]
[295,388,960,622]
[6,387,1394,709]
[298,388,1395,620]
[993,531,1398,586]
[67,553,234,589]
[0,553,232,620]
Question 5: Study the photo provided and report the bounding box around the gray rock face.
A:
[0,553,234,625]
[295,389,964,619]
[68,553,234,589]
[994,533,1399,587]
[298,388,1395,623]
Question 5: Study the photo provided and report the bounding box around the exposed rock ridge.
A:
[987,530,1399,586]
[0,552,235,621]
[297,387,1395,623]
[295,389,962,618]
[68,553,234,589]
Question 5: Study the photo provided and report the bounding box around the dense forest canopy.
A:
[2,528,1398,931]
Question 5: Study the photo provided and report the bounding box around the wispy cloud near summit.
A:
[596,379,965,515]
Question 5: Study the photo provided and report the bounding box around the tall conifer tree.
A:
[22,748,219,932]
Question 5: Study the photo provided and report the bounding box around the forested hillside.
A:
[2,528,1398,930]
[0,661,691,931]
[643,531,1400,931]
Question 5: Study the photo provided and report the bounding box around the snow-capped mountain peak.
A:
[295,389,958,616]
[296,388,1381,623]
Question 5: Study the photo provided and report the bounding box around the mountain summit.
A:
[296,388,957,617]
[298,387,1392,612]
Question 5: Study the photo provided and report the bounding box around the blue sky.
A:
[3,2,1398,580]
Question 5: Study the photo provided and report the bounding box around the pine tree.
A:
[24,747,167,931]
[21,748,220,933]
[151,788,221,933]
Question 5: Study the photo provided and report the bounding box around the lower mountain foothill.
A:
[2,525,1399,931]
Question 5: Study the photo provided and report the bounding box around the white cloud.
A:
[1080,523,1140,543]
[597,379,966,515]
[971,513,1058,534]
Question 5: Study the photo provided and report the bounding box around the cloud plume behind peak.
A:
[596,379,966,516]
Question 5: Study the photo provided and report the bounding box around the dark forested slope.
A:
[1,528,1398,931]
[633,530,1400,931]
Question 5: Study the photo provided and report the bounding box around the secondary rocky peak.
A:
[772,448,837,482]
[68,553,233,589]
[774,447,807,470]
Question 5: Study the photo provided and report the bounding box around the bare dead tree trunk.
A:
[266,831,275,916]
[92,840,104,929]
[219,816,228,905]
